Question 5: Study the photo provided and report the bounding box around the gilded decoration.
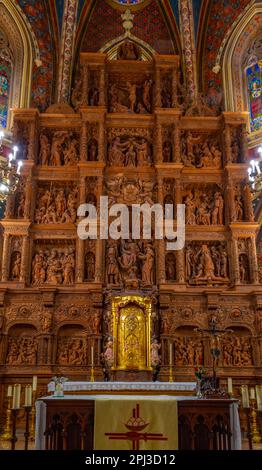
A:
[111,296,152,371]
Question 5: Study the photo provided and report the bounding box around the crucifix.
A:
[195,317,233,385]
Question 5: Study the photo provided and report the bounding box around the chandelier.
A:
[248,146,262,201]
[0,129,22,207]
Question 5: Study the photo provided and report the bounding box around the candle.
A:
[249,387,256,400]
[227,378,233,394]
[12,384,21,409]
[241,385,249,408]
[169,343,173,366]
[25,385,32,407]
[255,386,262,412]
[7,386,13,398]
[91,346,94,366]
[32,376,38,392]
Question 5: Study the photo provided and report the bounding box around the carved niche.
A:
[183,185,224,226]
[185,242,229,285]
[35,183,78,224]
[6,324,38,366]
[108,74,153,114]
[181,131,223,168]
[107,128,153,167]
[31,241,76,286]
[38,130,79,166]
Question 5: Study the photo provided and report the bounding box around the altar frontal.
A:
[94,396,178,450]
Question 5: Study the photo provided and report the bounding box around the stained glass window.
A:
[0,58,11,129]
[247,62,262,133]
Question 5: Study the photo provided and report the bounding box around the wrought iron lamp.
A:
[0,128,22,208]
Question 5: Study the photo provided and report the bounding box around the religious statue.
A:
[39,133,51,165]
[10,252,21,281]
[151,339,161,369]
[71,77,83,109]
[117,41,141,60]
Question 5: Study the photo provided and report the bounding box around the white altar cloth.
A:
[47,381,196,393]
[35,394,242,451]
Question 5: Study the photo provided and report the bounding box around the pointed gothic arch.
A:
[221,3,262,147]
[0,0,39,129]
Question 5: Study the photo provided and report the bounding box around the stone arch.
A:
[221,3,262,145]
[0,0,39,129]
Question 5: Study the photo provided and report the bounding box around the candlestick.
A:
[30,390,36,441]
[32,376,37,392]
[10,409,19,451]
[169,342,173,366]
[250,387,256,401]
[227,378,233,395]
[1,396,12,441]
[91,345,94,367]
[249,397,262,444]
[7,386,12,398]
[24,406,32,451]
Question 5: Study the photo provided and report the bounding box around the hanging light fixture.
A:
[0,128,23,207]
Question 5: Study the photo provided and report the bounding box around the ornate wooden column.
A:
[155,120,162,163]
[76,177,86,283]
[99,66,106,107]
[224,125,232,164]
[157,177,165,284]
[95,176,104,283]
[24,175,35,220]
[98,116,106,162]
[249,237,259,284]
[231,238,240,286]
[1,234,10,282]
[225,175,235,223]
[19,234,30,284]
[80,121,88,162]
[240,123,248,163]
[81,65,89,106]
[173,123,181,163]
[172,67,178,108]
[154,67,161,108]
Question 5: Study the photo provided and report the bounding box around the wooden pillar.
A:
[76,177,86,283]
[1,234,10,282]
[155,121,162,163]
[226,176,235,223]
[231,238,240,286]
[82,65,89,106]
[172,67,178,108]
[157,177,165,284]
[4,195,15,219]
[243,181,255,222]
[224,125,232,164]
[154,67,161,108]
[173,124,181,163]
[240,124,248,163]
[19,235,30,283]
[99,66,105,107]
[28,121,36,161]
[249,237,259,284]
[24,176,34,220]
[98,120,105,162]
[80,121,88,162]
[95,177,103,283]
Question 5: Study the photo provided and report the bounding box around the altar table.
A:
[36,394,241,451]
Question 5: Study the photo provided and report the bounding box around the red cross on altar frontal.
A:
[105,404,168,450]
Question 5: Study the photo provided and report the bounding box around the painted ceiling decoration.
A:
[15,0,56,111]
